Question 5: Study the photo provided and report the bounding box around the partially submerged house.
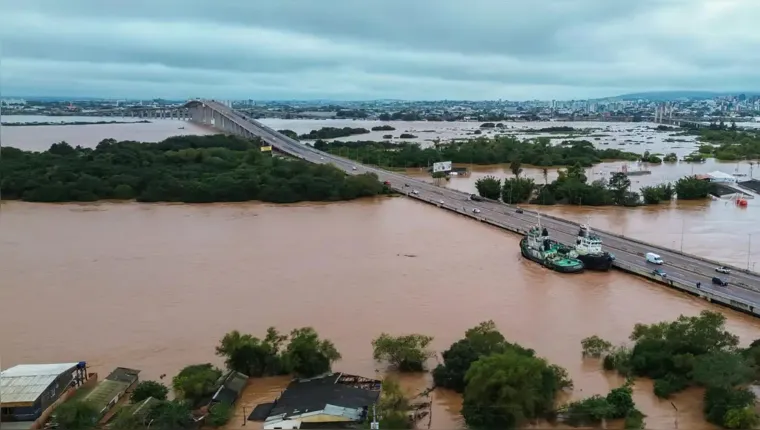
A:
[255,372,381,430]
[83,367,140,416]
[0,362,89,428]
[210,370,248,407]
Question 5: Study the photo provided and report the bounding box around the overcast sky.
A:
[1,0,759,101]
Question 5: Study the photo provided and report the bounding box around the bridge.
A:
[175,100,760,317]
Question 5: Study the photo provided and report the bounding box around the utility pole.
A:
[748,233,753,271]
[371,403,379,429]
[680,219,685,252]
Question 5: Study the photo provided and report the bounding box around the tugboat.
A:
[520,223,585,273]
[574,224,615,271]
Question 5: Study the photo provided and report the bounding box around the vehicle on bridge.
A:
[652,269,667,278]
[520,225,584,274]
[712,277,729,286]
[716,266,731,274]
[646,252,664,265]
[412,190,419,195]
[469,194,484,202]
[472,208,481,214]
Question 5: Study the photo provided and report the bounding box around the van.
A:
[646,252,664,265]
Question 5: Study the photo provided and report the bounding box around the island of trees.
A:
[371,125,396,131]
[581,310,760,429]
[313,136,639,168]
[0,135,390,204]
[474,161,713,206]
[299,126,370,139]
[676,122,760,161]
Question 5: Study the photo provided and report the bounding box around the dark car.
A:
[469,194,484,202]
[516,208,524,214]
[652,269,667,277]
[712,277,728,286]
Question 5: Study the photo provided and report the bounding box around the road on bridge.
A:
[201,100,760,307]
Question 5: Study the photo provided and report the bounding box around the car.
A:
[404,183,410,187]
[472,208,481,214]
[516,208,524,214]
[652,269,667,277]
[715,266,731,274]
[320,156,325,160]
[411,190,419,195]
[352,166,357,170]
[439,200,445,204]
[712,277,728,286]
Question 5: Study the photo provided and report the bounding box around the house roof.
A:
[84,368,140,413]
[1,363,80,406]
[211,371,248,406]
[266,373,380,421]
[707,171,736,180]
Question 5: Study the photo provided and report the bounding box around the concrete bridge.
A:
[179,100,760,318]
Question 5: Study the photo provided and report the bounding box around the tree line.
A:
[1,135,390,204]
[581,310,760,429]
[475,161,713,206]
[314,136,640,169]
[691,125,760,161]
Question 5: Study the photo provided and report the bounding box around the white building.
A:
[705,171,738,183]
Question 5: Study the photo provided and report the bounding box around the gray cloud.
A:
[1,0,759,100]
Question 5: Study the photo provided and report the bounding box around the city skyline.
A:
[1,1,759,100]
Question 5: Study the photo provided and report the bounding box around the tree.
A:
[171,364,222,404]
[461,350,568,429]
[502,177,535,204]
[146,399,194,430]
[675,175,715,200]
[366,377,413,429]
[207,402,234,427]
[692,351,754,389]
[541,168,549,185]
[53,400,99,430]
[581,335,612,358]
[131,380,169,403]
[372,333,434,371]
[474,175,502,200]
[216,328,287,377]
[509,159,523,177]
[608,172,631,205]
[724,406,759,429]
[283,327,341,377]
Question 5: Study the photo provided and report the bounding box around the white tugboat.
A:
[574,224,615,271]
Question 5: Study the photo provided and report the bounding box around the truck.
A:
[645,252,664,265]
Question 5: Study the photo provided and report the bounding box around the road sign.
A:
[432,161,452,173]
[260,146,273,152]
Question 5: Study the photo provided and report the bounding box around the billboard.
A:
[260,145,273,152]
[432,161,452,173]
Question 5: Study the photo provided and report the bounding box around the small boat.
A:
[574,224,615,271]
[520,223,584,274]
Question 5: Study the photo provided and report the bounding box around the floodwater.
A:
[2,118,760,429]
[2,199,760,430]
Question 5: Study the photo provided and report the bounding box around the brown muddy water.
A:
[2,198,760,429]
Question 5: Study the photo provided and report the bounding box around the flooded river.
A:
[2,199,760,429]
[2,118,760,429]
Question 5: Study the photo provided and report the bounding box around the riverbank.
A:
[2,120,151,126]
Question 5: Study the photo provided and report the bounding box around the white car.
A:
[412,190,419,195]
[472,208,481,214]
[716,266,731,274]
[352,166,357,170]
[320,156,325,160]
[439,200,445,204]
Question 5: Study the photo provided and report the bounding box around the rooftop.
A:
[1,363,80,406]
[266,373,381,421]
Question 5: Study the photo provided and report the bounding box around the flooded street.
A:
[2,118,760,428]
[2,199,760,429]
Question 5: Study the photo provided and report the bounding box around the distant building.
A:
[83,367,140,416]
[253,372,382,430]
[0,362,89,423]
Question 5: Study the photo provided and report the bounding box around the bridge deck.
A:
[188,100,760,317]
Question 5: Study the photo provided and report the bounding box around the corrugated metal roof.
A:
[1,363,79,405]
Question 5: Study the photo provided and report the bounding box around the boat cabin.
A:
[576,225,603,254]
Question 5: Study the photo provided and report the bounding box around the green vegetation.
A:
[277,129,299,140]
[371,333,434,371]
[215,327,341,378]
[130,380,168,403]
[313,136,638,168]
[362,378,414,429]
[0,135,389,203]
[431,321,575,429]
[663,152,678,162]
[691,124,760,160]
[640,150,662,164]
[171,363,223,404]
[581,310,760,428]
[399,133,417,139]
[474,175,501,200]
[561,380,645,429]
[371,125,395,131]
[207,402,234,427]
[675,175,715,199]
[52,400,100,430]
[299,126,370,139]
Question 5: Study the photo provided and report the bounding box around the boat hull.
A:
[577,253,614,271]
[520,239,585,274]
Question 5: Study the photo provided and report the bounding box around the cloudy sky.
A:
[1,0,759,100]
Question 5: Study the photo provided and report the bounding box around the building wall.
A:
[264,419,302,429]
[39,371,76,412]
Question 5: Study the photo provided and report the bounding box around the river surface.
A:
[3,117,760,429]
[2,199,760,429]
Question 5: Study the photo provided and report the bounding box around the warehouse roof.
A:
[1,363,79,405]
